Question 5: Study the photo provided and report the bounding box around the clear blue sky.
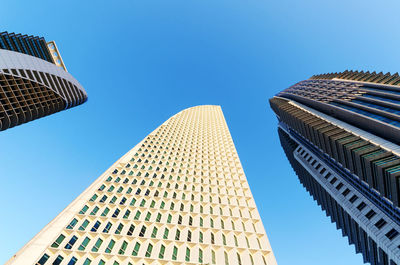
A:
[1,0,399,264]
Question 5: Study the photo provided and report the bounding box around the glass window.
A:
[53,255,64,265]
[78,237,91,251]
[145,243,153,257]
[65,235,78,249]
[78,220,89,231]
[172,246,178,260]
[82,258,91,265]
[91,238,103,252]
[115,223,124,234]
[159,244,165,259]
[118,241,128,255]
[66,219,78,229]
[51,234,66,248]
[132,242,141,256]
[79,205,89,214]
[105,239,115,253]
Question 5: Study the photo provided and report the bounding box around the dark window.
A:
[356,202,367,211]
[375,218,387,229]
[342,188,350,196]
[349,195,358,203]
[365,210,376,220]
[386,229,399,240]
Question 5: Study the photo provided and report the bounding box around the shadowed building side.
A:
[271,71,400,265]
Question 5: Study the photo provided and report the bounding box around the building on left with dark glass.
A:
[0,31,87,131]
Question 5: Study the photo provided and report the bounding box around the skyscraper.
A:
[7,105,277,265]
[270,70,400,265]
[0,31,87,131]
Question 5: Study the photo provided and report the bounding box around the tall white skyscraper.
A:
[7,105,277,265]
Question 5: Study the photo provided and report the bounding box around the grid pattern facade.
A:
[7,105,277,265]
[0,31,87,131]
[271,71,400,265]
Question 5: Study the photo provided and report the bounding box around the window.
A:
[118,241,128,255]
[187,230,192,242]
[115,223,124,234]
[103,222,112,233]
[178,215,182,224]
[185,247,191,262]
[132,242,141,256]
[53,255,64,265]
[98,260,105,265]
[234,235,238,247]
[51,234,66,248]
[99,195,107,203]
[172,246,178,260]
[127,224,135,236]
[82,258,91,265]
[349,195,358,203]
[78,220,89,231]
[91,238,103,252]
[120,197,127,205]
[160,201,165,209]
[170,202,175,210]
[167,214,172,223]
[65,235,78,249]
[386,229,399,240]
[130,198,136,206]
[237,252,242,265]
[101,207,110,217]
[78,237,91,251]
[145,243,153,257]
[199,248,203,263]
[365,209,376,220]
[140,199,146,207]
[159,244,166,259]
[90,206,99,215]
[212,250,216,264]
[134,210,141,220]
[199,231,203,243]
[156,213,162,222]
[200,217,203,227]
[357,202,367,211]
[37,253,50,265]
[224,251,229,265]
[89,194,98,202]
[163,228,169,239]
[110,196,117,204]
[145,212,151,221]
[139,225,147,237]
[250,254,255,265]
[211,232,215,244]
[123,209,131,219]
[66,218,78,229]
[151,227,158,238]
[91,221,101,232]
[150,200,156,208]
[79,205,89,214]
[175,229,180,240]
[105,239,115,253]
[222,234,226,245]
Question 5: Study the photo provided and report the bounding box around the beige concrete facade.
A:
[7,105,277,265]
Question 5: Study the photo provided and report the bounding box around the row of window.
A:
[42,239,266,265]
[65,214,262,246]
[78,202,259,232]
[298,147,400,243]
[88,189,255,218]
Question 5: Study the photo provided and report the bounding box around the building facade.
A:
[0,31,87,131]
[7,105,277,265]
[271,70,400,265]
